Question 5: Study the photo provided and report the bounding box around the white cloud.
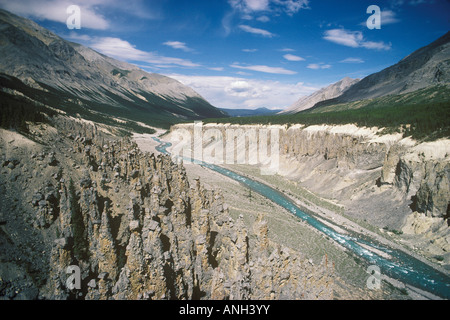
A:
[272,0,309,15]
[381,10,400,25]
[228,0,270,13]
[323,29,362,47]
[323,29,391,50]
[165,74,319,109]
[0,0,108,29]
[230,63,297,75]
[163,41,193,52]
[340,57,365,63]
[283,54,305,61]
[0,0,155,30]
[224,0,308,36]
[83,36,200,68]
[244,0,270,11]
[225,80,253,96]
[307,63,331,70]
[239,24,275,37]
[242,48,259,52]
[228,0,308,17]
[256,15,270,22]
[361,41,392,50]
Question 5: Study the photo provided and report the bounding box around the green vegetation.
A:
[204,86,450,141]
[383,226,404,235]
[0,72,224,135]
[111,68,130,78]
[0,90,57,134]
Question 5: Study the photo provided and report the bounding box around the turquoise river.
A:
[153,137,450,299]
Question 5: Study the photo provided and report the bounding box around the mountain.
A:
[0,9,227,129]
[334,31,450,104]
[279,77,359,114]
[220,107,283,117]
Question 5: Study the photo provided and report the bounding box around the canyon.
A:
[0,116,337,300]
[165,122,450,272]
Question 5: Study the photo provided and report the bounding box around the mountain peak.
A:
[279,77,360,114]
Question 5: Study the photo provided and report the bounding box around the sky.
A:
[0,0,449,110]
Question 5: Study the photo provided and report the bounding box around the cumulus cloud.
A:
[166,74,319,109]
[323,29,391,50]
[0,0,155,30]
[74,36,201,68]
[228,0,270,13]
[228,0,309,15]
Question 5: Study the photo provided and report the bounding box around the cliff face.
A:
[0,117,334,300]
[167,123,450,261]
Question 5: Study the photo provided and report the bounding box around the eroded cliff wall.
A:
[0,117,334,300]
[167,123,450,260]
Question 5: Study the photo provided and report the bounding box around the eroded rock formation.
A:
[0,117,334,300]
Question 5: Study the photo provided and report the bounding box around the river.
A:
[152,137,450,300]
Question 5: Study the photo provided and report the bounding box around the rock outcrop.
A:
[0,116,334,300]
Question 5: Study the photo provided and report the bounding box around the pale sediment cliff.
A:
[167,123,450,264]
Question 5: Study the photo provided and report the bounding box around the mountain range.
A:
[281,31,450,114]
[1,8,449,130]
[0,9,227,130]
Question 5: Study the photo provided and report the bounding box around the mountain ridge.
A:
[279,77,360,114]
[0,9,226,129]
[334,31,450,104]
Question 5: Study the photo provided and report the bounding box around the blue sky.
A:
[1,0,449,109]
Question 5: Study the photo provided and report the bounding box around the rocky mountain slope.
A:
[281,32,449,114]
[333,31,450,104]
[0,116,334,300]
[0,9,226,129]
[280,77,360,114]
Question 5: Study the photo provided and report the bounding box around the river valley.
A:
[133,129,450,300]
